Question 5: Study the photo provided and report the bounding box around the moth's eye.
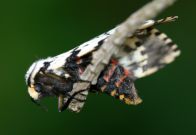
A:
[35,83,42,93]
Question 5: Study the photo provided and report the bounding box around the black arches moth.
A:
[25,16,180,113]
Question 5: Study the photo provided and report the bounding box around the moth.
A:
[25,16,180,113]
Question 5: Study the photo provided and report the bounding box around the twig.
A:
[81,0,177,84]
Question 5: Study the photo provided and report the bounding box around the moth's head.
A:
[25,59,75,112]
[25,60,47,101]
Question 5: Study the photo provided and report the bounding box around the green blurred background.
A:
[0,0,195,135]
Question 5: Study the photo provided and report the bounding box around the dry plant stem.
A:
[80,0,177,86]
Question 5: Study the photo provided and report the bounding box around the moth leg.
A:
[57,90,88,112]
[58,94,64,112]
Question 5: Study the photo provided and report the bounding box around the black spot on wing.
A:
[104,32,110,35]
[98,39,104,46]
[173,47,179,52]
[167,42,175,47]
[40,62,51,72]
[163,37,168,41]
[64,50,81,81]
[135,41,142,47]
[154,31,161,36]
[95,38,106,50]
[71,49,81,57]
[78,53,93,68]
[146,27,153,32]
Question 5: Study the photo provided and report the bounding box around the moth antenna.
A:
[155,16,178,24]
[139,16,178,30]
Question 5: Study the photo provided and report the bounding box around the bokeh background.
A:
[0,0,195,135]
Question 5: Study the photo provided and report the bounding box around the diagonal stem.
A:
[81,0,177,84]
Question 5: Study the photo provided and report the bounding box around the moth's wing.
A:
[118,28,180,79]
[74,16,178,58]
[47,29,115,72]
[48,17,176,71]
[73,29,115,57]
[75,17,180,80]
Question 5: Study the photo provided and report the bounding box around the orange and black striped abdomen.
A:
[93,59,142,105]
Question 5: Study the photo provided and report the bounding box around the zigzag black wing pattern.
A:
[118,27,180,79]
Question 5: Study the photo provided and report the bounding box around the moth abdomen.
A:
[94,59,142,105]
